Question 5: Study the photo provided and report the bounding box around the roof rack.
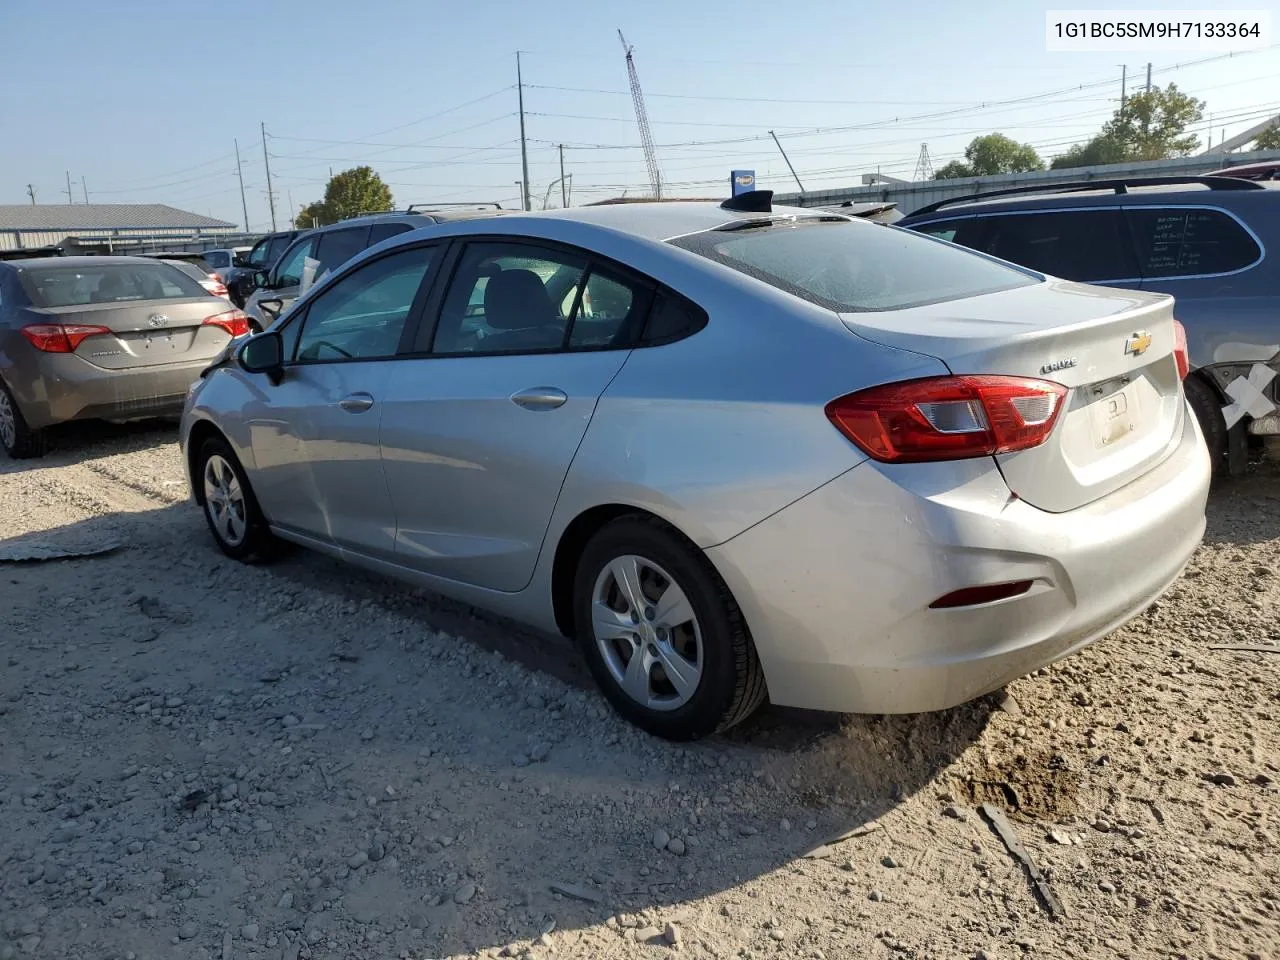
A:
[405,202,504,213]
[910,175,1264,217]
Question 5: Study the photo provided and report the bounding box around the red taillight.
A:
[930,580,1034,609]
[208,271,224,283]
[202,309,250,337]
[826,375,1068,463]
[20,323,112,353]
[1172,319,1189,379]
[206,281,229,298]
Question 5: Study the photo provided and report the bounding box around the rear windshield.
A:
[671,220,1037,312]
[19,262,209,307]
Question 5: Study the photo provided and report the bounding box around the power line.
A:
[526,83,1116,107]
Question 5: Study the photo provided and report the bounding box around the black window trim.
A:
[906,202,1265,283]
[281,239,447,367]
[400,234,698,361]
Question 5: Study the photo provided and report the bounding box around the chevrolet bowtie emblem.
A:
[1125,330,1153,357]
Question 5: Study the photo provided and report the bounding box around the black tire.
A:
[0,379,48,459]
[572,515,767,741]
[1184,373,1232,477]
[195,435,275,562]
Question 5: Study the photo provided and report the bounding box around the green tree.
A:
[1053,84,1205,169]
[1253,122,1280,151]
[934,133,1045,179]
[292,166,394,228]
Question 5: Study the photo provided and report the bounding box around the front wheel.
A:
[572,516,767,740]
[196,436,275,561]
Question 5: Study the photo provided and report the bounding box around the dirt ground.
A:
[1,422,1277,960]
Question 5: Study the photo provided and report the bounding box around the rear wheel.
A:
[197,436,274,561]
[573,516,767,740]
[1184,373,1234,477]
[0,380,48,459]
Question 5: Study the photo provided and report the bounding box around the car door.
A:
[379,239,653,592]
[245,243,440,559]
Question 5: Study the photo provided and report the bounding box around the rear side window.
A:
[19,262,208,307]
[673,220,1036,312]
[1127,208,1261,278]
[966,210,1138,282]
[315,227,369,274]
[369,222,414,245]
[204,251,231,269]
[642,290,708,343]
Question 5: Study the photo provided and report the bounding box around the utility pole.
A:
[1120,64,1127,107]
[770,130,806,193]
[516,52,531,212]
[261,122,277,231]
[64,171,73,205]
[1145,62,1152,93]
[234,138,249,231]
[81,178,88,204]
[26,184,36,205]
[559,144,567,208]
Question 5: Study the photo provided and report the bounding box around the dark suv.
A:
[898,176,1280,474]
[242,205,507,331]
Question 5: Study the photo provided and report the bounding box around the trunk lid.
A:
[31,299,234,369]
[840,278,1186,512]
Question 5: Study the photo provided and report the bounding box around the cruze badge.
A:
[1040,357,1077,374]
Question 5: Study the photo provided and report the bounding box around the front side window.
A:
[19,262,207,307]
[272,237,318,288]
[429,243,587,354]
[672,219,1037,313]
[968,210,1138,282]
[293,246,436,362]
[1127,207,1262,278]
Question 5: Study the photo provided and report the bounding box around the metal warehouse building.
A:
[0,204,238,254]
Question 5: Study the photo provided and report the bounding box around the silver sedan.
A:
[180,194,1210,740]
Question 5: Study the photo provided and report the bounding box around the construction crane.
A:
[618,30,663,199]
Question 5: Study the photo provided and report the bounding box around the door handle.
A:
[338,392,375,413]
[511,387,568,411]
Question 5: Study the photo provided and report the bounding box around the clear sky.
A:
[2,0,1276,231]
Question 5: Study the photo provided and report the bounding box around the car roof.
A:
[530,201,850,242]
[900,176,1278,221]
[2,255,170,269]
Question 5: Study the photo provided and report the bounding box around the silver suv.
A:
[244,205,507,331]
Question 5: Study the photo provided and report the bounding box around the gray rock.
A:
[652,828,671,850]
[768,929,786,942]
[453,882,476,904]
[942,805,966,820]
[277,891,294,909]
[633,926,662,943]
[368,842,386,862]
[306,876,322,890]
[739,825,758,837]
[178,922,197,940]
[529,742,552,763]
[667,837,686,856]
[664,923,682,948]
[1093,818,1113,833]
[183,840,201,853]
[868,890,884,902]
[241,923,259,940]
[359,729,375,742]
[1205,771,1237,787]
[881,855,900,868]
[347,852,368,870]
[1099,880,1117,894]
[282,715,299,727]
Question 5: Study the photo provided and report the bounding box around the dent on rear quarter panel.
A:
[549,268,949,549]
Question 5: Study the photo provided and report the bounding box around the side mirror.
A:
[238,331,284,383]
[258,298,285,325]
[254,270,271,289]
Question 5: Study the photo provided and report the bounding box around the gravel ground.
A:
[1,422,1277,960]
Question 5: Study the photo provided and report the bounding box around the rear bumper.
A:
[707,404,1210,715]
[9,353,209,429]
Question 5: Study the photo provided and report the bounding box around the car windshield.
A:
[672,219,1037,312]
[19,262,209,307]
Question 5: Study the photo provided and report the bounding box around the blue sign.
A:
[731,170,756,196]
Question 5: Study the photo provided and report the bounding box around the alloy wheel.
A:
[591,554,703,711]
[203,454,247,547]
